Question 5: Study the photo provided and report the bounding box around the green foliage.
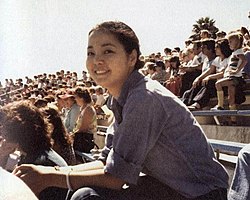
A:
[192,17,219,39]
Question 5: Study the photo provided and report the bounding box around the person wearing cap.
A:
[60,90,80,133]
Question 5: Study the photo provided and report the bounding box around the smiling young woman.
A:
[14,21,228,200]
[86,23,142,99]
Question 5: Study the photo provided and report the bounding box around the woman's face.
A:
[215,45,222,56]
[86,31,136,98]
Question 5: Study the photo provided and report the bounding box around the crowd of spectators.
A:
[1,26,250,109]
[139,26,250,111]
[0,70,110,199]
[0,26,249,150]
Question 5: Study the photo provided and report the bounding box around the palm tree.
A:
[192,17,219,39]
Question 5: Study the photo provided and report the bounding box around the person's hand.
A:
[229,69,237,75]
[169,76,175,81]
[192,77,200,88]
[13,164,54,196]
[202,77,210,86]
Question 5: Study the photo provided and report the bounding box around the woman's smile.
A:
[94,69,110,75]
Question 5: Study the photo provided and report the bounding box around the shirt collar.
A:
[117,70,144,106]
[110,70,144,124]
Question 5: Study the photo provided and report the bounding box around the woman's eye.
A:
[104,50,114,54]
[87,52,94,56]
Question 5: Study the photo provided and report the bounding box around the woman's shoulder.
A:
[211,56,221,65]
[32,148,68,167]
[128,79,172,105]
[83,105,96,115]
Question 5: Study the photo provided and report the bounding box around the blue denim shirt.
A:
[228,144,250,200]
[64,103,80,133]
[102,70,228,198]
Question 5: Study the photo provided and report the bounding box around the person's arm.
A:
[182,54,204,71]
[61,160,104,172]
[230,54,247,75]
[13,163,125,196]
[202,71,224,86]
[188,63,203,71]
[192,66,215,88]
[179,62,203,72]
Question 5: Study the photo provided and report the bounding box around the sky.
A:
[0,0,249,84]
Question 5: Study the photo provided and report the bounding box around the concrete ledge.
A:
[201,124,250,143]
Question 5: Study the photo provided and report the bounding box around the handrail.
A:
[208,138,247,160]
[192,110,250,117]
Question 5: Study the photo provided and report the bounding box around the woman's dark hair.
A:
[155,61,165,70]
[89,21,144,70]
[0,100,51,154]
[42,107,75,164]
[34,98,48,108]
[43,107,71,146]
[169,56,181,68]
[74,86,92,104]
[216,39,233,58]
[147,62,156,71]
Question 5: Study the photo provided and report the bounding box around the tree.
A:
[192,17,219,39]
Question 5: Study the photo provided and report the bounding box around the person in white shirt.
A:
[95,86,106,107]
[179,40,207,96]
[212,32,247,113]
[182,39,216,109]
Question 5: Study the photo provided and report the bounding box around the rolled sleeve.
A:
[105,149,142,185]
